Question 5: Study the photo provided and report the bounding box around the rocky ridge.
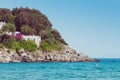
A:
[0,45,98,63]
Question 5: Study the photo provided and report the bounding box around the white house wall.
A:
[22,35,41,47]
[0,22,6,30]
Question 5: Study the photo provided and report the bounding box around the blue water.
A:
[0,59,120,80]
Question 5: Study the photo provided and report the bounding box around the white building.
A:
[7,31,20,35]
[7,31,41,47]
[0,22,6,30]
[0,21,41,47]
[22,35,41,47]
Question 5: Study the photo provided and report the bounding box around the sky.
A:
[0,0,120,58]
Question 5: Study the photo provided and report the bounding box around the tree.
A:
[2,37,16,48]
[12,7,52,35]
[2,23,16,32]
[40,29,53,40]
[21,25,31,35]
[51,29,61,40]
[51,29,68,45]
[0,8,15,23]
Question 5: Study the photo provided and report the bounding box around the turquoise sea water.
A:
[0,58,120,80]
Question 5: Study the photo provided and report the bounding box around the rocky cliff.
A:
[0,45,98,63]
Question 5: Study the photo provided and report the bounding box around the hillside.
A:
[0,7,98,62]
[0,7,67,51]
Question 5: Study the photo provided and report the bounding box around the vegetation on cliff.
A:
[0,7,67,52]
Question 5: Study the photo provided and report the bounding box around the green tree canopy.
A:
[0,8,15,23]
[12,7,52,35]
[51,29,68,45]
[21,25,31,35]
[2,23,16,32]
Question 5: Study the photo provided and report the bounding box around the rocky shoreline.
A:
[0,46,98,63]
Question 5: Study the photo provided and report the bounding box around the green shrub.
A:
[2,23,16,32]
[21,25,31,35]
[0,43,4,48]
[12,42,22,52]
[51,29,68,45]
[41,29,53,40]
[40,40,62,51]
[0,35,20,51]
[2,37,16,48]
[1,36,37,52]
[20,40,37,52]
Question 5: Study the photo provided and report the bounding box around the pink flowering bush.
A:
[9,33,22,41]
[16,33,22,41]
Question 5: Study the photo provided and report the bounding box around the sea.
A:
[0,58,120,80]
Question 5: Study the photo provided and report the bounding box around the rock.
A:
[0,46,98,63]
[22,56,31,62]
[63,45,77,54]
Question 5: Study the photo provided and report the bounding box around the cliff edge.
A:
[0,45,97,63]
